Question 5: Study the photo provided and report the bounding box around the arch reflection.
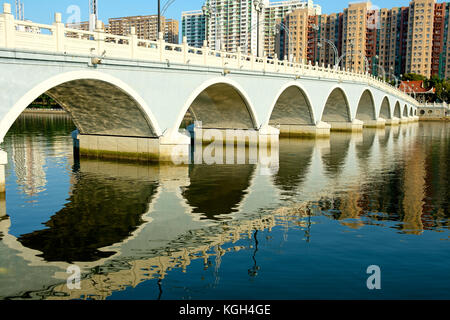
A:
[274,138,315,195]
[183,164,256,220]
[321,133,351,177]
[17,160,160,262]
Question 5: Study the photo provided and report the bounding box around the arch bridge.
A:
[0,4,419,191]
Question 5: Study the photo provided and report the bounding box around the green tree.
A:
[402,73,427,81]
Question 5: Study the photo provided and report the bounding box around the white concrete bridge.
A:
[0,3,419,190]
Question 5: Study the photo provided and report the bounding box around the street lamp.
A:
[276,22,293,62]
[157,0,161,35]
[253,0,265,57]
[317,39,338,68]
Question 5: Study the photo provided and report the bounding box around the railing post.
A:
[1,3,15,48]
[95,20,105,55]
[221,46,225,68]
[130,26,137,59]
[182,36,188,64]
[202,40,209,66]
[158,32,164,62]
[53,13,65,53]
[274,54,278,72]
[237,47,241,69]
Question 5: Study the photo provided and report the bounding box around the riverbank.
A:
[23,108,67,115]
[419,117,450,121]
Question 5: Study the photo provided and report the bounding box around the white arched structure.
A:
[0,70,163,142]
[175,77,260,132]
[267,82,328,137]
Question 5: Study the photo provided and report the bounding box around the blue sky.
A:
[5,0,448,25]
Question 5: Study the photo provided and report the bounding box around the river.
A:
[0,113,449,300]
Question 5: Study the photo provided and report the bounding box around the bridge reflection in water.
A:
[0,115,449,299]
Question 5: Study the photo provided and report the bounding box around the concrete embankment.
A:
[22,108,67,115]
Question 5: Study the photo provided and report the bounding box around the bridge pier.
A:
[362,119,386,129]
[327,119,364,132]
[385,117,400,126]
[189,125,279,145]
[186,125,279,165]
[399,118,410,124]
[0,150,6,195]
[0,191,5,219]
[278,122,331,138]
[76,132,190,163]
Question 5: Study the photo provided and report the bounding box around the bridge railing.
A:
[420,102,449,109]
[0,3,418,106]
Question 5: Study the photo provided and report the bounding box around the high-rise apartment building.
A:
[165,19,179,44]
[280,0,449,79]
[372,7,409,78]
[264,0,321,58]
[432,2,449,78]
[316,13,343,68]
[69,15,179,44]
[283,8,310,62]
[107,15,179,43]
[342,2,371,72]
[200,0,268,55]
[185,0,321,56]
[405,0,435,78]
[182,10,206,48]
[445,5,450,79]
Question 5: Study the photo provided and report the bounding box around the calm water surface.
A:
[0,114,449,300]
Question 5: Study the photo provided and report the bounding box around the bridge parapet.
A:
[0,4,417,106]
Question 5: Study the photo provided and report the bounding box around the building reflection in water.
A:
[4,114,76,198]
[313,123,449,234]
[10,135,47,197]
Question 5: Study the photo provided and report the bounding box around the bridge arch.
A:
[379,97,392,119]
[409,107,414,117]
[403,104,409,118]
[0,71,162,141]
[268,82,316,127]
[355,89,376,121]
[321,87,351,123]
[176,78,258,131]
[393,101,402,118]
